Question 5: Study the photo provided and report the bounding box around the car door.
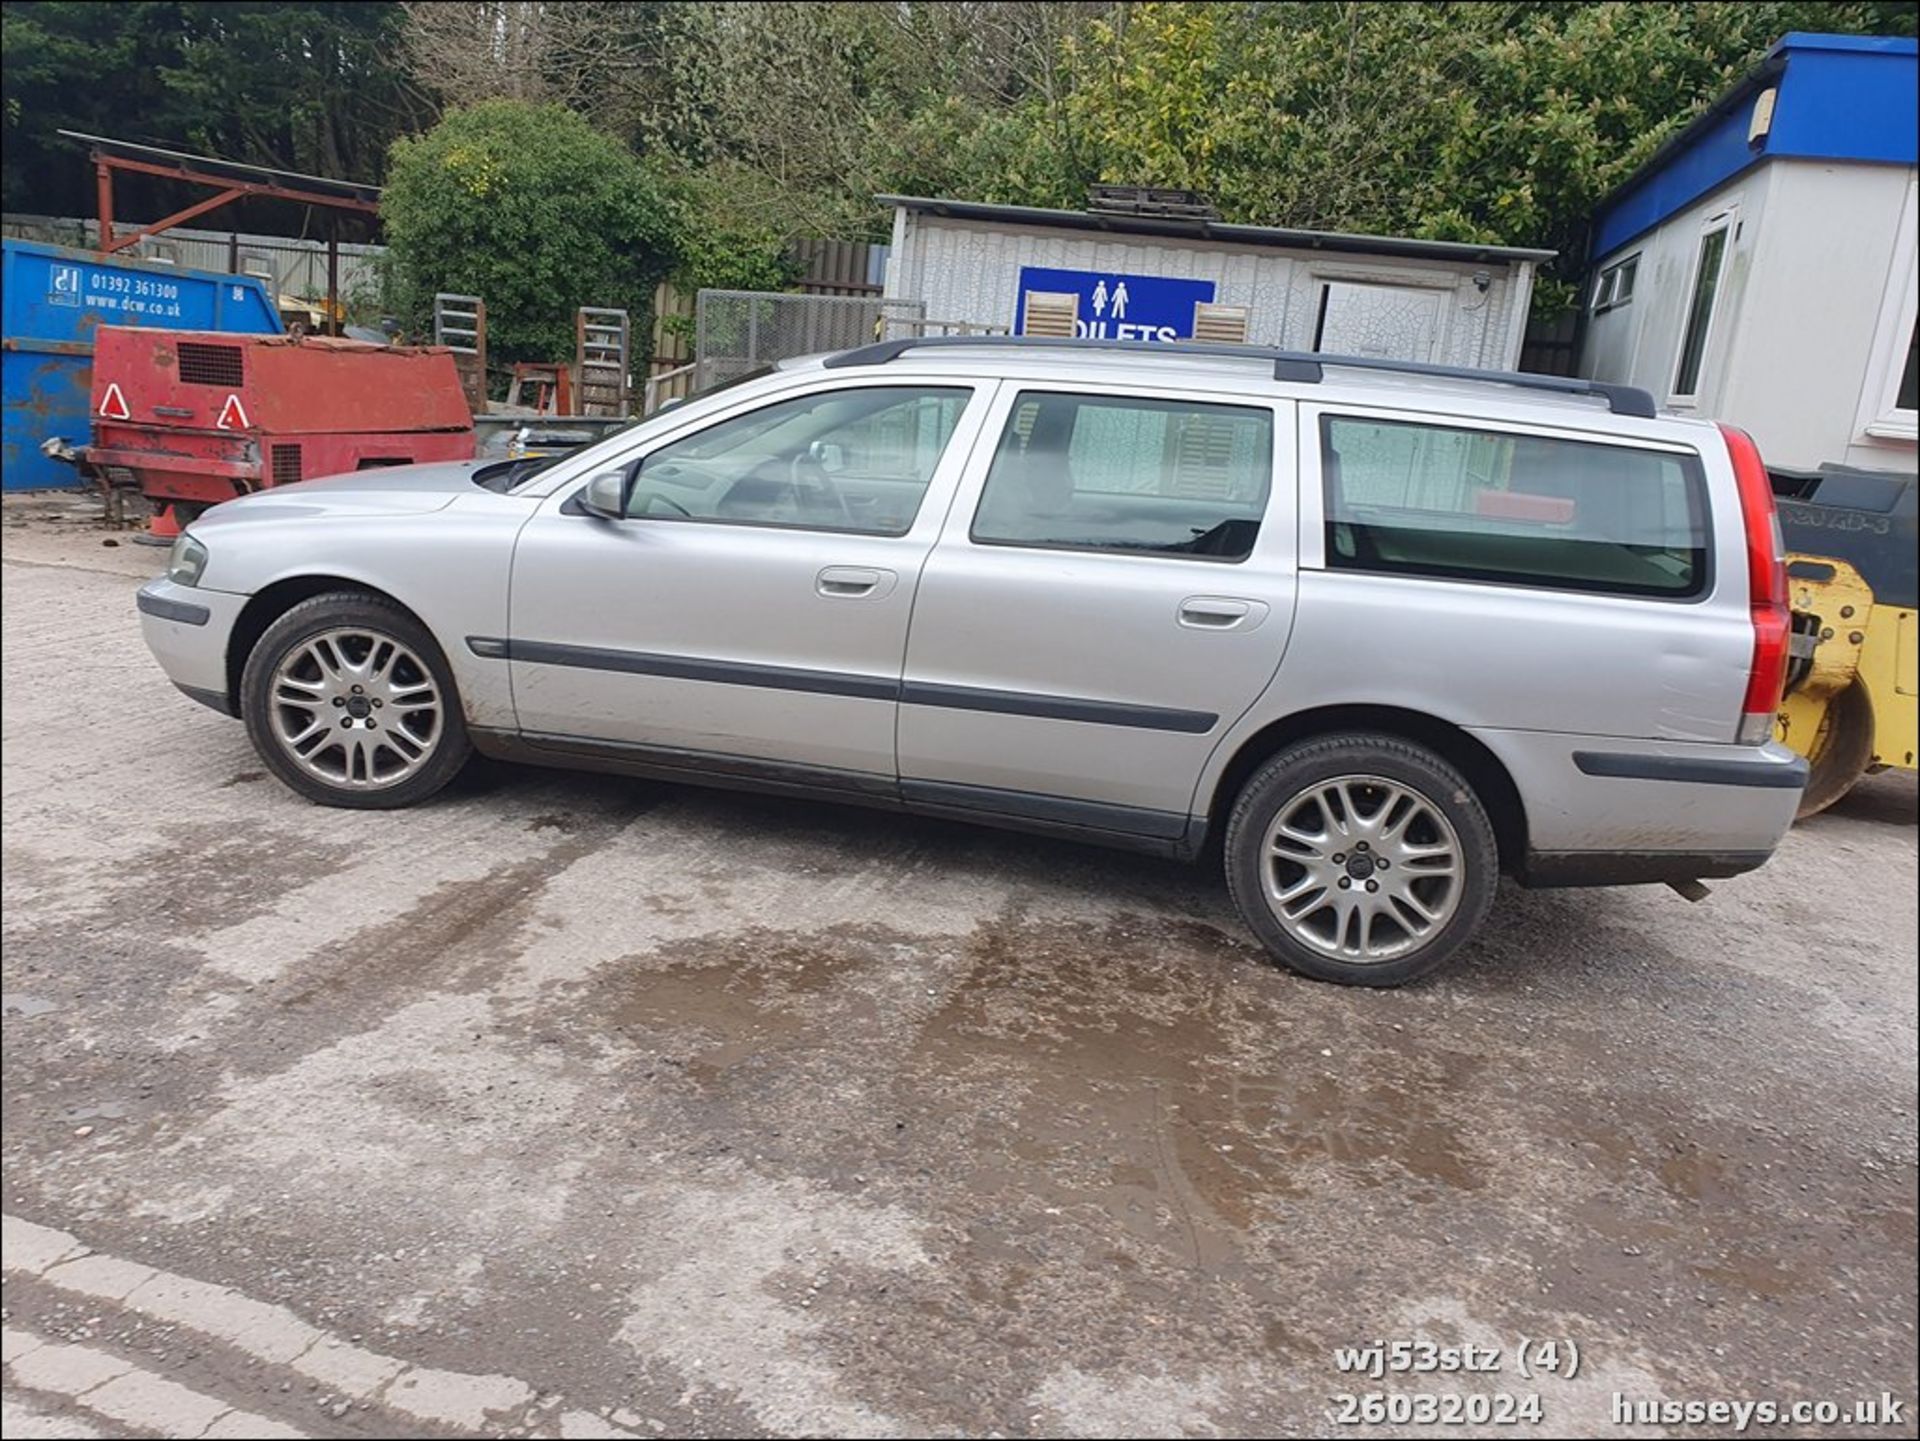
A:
[505,377,992,780]
[898,380,1300,836]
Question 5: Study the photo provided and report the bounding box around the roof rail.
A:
[820,335,1658,419]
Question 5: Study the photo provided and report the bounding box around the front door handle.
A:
[1178,596,1268,631]
[816,566,897,599]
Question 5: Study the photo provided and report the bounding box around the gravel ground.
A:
[3,492,1915,1438]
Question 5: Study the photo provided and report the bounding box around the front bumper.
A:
[137,578,247,716]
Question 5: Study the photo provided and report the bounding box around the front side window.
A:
[623,385,970,534]
[1673,219,1732,398]
[1322,415,1708,598]
[971,391,1273,561]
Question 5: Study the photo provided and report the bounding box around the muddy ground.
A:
[3,493,1915,1438]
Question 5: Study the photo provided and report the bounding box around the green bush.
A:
[382,101,676,371]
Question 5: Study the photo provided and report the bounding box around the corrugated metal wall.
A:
[886,213,1533,370]
[789,237,882,296]
[1,214,385,310]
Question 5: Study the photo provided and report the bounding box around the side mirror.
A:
[578,469,627,519]
[808,440,847,474]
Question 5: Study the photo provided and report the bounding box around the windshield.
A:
[496,365,778,493]
[472,451,589,492]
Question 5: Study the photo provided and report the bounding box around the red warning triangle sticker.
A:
[99,382,131,421]
[215,393,251,431]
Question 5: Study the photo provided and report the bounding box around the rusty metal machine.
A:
[66,327,473,533]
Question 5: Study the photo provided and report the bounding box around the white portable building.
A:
[879,194,1550,370]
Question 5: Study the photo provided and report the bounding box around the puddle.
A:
[920,918,1483,1251]
[596,915,1483,1271]
[607,929,875,1085]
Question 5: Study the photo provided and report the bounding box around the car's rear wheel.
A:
[241,592,471,808]
[1223,734,1499,986]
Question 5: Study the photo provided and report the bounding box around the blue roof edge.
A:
[1769,30,1918,58]
[1592,31,1917,261]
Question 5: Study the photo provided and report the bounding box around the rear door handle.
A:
[816,566,897,599]
[1178,597,1268,631]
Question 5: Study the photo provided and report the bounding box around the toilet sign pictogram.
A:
[215,393,251,430]
[1014,266,1216,343]
[99,382,131,420]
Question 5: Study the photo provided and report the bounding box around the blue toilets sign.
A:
[1014,266,1217,343]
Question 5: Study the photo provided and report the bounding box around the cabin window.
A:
[1672,213,1734,402]
[1858,177,1919,443]
[1590,255,1638,313]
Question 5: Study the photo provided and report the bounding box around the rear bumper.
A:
[1518,848,1775,888]
[137,577,245,716]
[1569,749,1809,788]
[1469,727,1806,886]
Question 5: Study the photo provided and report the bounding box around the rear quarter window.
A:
[1321,414,1709,599]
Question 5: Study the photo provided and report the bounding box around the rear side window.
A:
[1321,415,1708,598]
[972,392,1273,561]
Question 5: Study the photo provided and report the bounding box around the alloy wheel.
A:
[266,627,444,790]
[1260,774,1464,962]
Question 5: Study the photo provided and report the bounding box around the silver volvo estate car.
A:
[136,337,1807,985]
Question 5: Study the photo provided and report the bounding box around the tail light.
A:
[1719,423,1788,744]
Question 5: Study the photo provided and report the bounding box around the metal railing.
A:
[575,307,630,416]
[642,362,700,416]
[432,293,487,412]
[821,335,1658,417]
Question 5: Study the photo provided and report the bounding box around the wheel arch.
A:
[1203,704,1530,872]
[225,575,418,715]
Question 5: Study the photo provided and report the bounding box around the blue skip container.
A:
[3,238,282,491]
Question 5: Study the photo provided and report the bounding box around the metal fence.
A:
[643,244,884,405]
[690,290,927,392]
[0,213,385,312]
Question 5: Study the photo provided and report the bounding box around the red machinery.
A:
[77,327,474,534]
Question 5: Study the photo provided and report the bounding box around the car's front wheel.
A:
[1223,734,1499,986]
[241,592,471,808]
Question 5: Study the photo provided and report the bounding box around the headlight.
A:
[167,533,208,587]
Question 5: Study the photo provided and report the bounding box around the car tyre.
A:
[241,591,472,809]
[1223,733,1499,987]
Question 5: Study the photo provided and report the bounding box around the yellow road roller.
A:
[1772,470,1918,817]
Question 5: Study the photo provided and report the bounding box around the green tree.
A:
[653,1,1109,238]
[662,169,798,294]
[1062,1,1917,312]
[1,2,429,216]
[2,1,194,212]
[381,100,678,371]
[160,3,430,181]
